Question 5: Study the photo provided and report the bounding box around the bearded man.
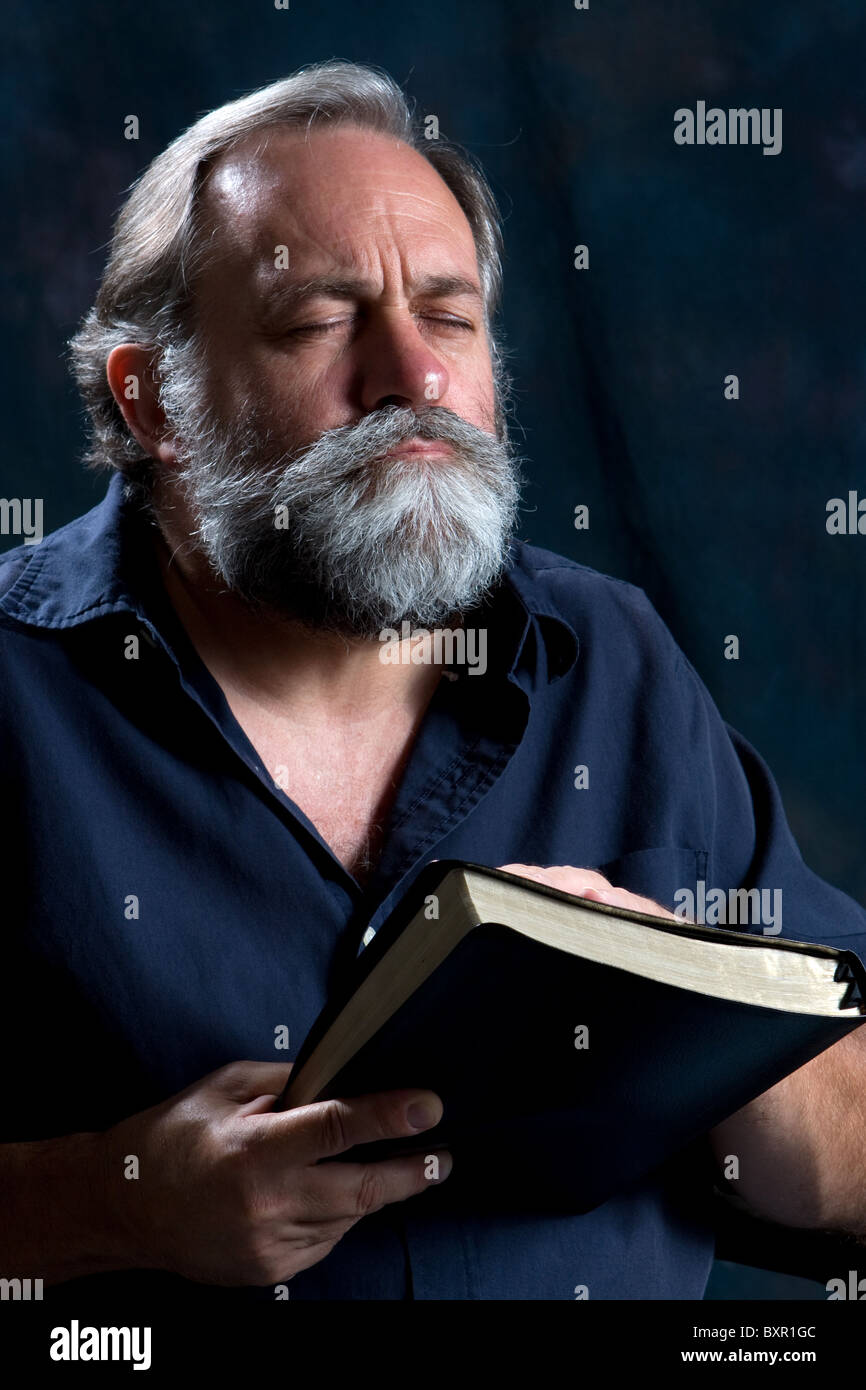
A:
[2,61,866,1302]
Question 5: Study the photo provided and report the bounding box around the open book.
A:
[273,861,866,1213]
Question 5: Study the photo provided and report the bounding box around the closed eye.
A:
[420,314,475,331]
[286,318,352,336]
[285,313,475,337]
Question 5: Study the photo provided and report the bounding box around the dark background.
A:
[3,0,864,1300]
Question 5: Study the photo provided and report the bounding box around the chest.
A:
[227,697,421,881]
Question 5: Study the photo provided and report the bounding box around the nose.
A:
[355,311,450,414]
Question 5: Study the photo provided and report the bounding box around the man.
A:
[2,60,866,1302]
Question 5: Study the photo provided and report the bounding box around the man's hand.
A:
[496,862,677,920]
[98,1061,451,1287]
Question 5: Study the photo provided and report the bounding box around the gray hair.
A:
[68,60,509,490]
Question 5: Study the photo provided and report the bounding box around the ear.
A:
[106,344,179,467]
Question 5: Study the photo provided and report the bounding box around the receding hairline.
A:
[196,120,479,246]
[186,121,486,321]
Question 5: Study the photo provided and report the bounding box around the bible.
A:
[273,861,866,1213]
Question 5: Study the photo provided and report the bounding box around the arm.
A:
[499,862,866,1238]
[663,648,866,1235]
[709,1023,866,1236]
[0,1131,132,1284]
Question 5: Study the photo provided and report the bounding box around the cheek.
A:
[453,365,498,432]
[251,365,357,449]
[459,345,498,416]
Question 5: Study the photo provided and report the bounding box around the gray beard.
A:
[162,389,523,638]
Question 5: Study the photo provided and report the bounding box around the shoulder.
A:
[507,539,685,671]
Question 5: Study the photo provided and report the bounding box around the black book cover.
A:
[273,862,866,1215]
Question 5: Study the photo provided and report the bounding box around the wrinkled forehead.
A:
[194,124,480,286]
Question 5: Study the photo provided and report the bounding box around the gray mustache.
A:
[293,404,490,460]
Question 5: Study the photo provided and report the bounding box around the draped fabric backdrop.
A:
[3,0,864,1300]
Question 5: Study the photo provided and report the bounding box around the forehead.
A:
[196,124,480,285]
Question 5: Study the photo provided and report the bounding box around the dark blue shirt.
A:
[3,473,865,1302]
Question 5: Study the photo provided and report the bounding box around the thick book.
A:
[272,861,866,1214]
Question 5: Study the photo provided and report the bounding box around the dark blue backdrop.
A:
[3,0,864,1301]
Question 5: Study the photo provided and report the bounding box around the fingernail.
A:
[407,1099,439,1130]
[435,1151,453,1180]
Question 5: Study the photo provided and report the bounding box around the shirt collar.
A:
[498,543,579,683]
[0,472,578,685]
[0,472,152,630]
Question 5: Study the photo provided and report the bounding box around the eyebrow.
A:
[257,272,484,318]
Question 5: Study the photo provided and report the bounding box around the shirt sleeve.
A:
[672,645,866,956]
